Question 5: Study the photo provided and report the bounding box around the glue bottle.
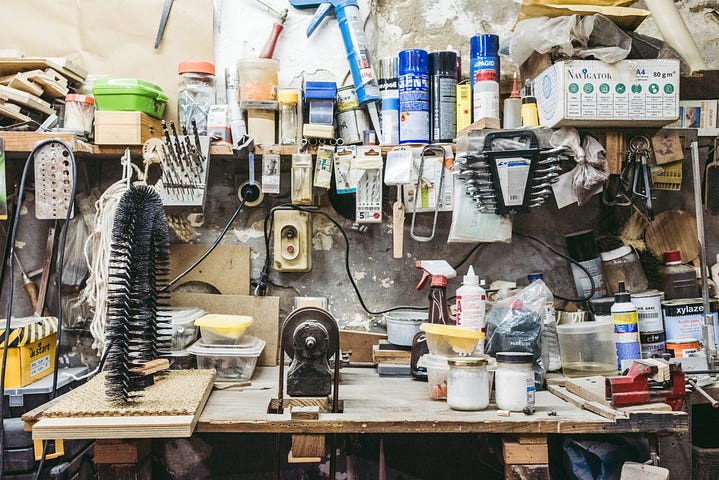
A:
[521,80,540,127]
[611,281,641,372]
[456,266,486,332]
[503,73,522,129]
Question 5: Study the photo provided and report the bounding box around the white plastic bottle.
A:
[455,266,487,346]
[503,72,522,129]
[472,70,499,123]
[610,281,641,372]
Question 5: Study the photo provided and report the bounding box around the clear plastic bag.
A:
[550,128,609,206]
[62,191,98,287]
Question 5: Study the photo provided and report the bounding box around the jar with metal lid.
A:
[178,60,216,136]
[600,246,648,295]
[446,357,489,411]
[494,352,535,412]
[278,89,300,145]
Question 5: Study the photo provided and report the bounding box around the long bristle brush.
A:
[105,185,171,403]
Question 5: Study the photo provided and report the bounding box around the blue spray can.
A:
[470,34,500,90]
[398,49,430,144]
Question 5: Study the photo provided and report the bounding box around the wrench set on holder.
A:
[456,130,569,215]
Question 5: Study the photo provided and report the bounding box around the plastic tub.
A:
[237,58,279,101]
[167,347,197,370]
[188,337,266,381]
[420,323,485,356]
[194,314,254,345]
[417,354,449,400]
[63,94,94,133]
[92,78,168,119]
[166,307,206,350]
[556,320,618,377]
[385,311,427,346]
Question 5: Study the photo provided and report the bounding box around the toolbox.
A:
[3,367,87,418]
[94,111,163,145]
[0,316,58,389]
[92,78,168,119]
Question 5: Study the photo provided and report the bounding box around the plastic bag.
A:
[62,191,98,287]
[508,14,631,66]
[485,280,550,388]
[550,128,609,206]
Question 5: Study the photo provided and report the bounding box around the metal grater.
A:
[34,142,75,220]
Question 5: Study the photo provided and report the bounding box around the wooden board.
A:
[169,293,280,366]
[0,58,85,84]
[0,84,54,115]
[339,330,386,363]
[0,73,43,97]
[645,210,699,262]
[503,441,548,465]
[168,244,250,295]
[372,344,411,364]
[94,111,163,146]
[25,70,69,98]
[0,132,92,155]
[0,101,31,122]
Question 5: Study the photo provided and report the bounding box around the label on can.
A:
[381,97,399,145]
[470,57,499,88]
[662,300,704,343]
[666,338,701,358]
[640,330,666,359]
[379,77,398,99]
[612,310,641,369]
[398,72,430,143]
[336,110,362,145]
[632,290,664,332]
[431,75,457,143]
[337,86,359,113]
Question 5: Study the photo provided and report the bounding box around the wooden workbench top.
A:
[197,367,688,435]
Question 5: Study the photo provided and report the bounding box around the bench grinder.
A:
[277,307,340,413]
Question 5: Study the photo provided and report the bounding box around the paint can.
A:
[631,290,665,332]
[398,49,430,144]
[337,85,359,113]
[336,109,369,145]
[662,298,704,343]
[429,51,457,143]
[469,34,500,91]
[666,338,701,358]
[640,331,666,358]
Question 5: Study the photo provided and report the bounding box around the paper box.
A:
[0,316,57,388]
[671,100,718,137]
[535,59,680,128]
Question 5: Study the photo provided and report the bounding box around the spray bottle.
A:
[611,281,641,371]
[290,0,383,140]
[410,260,456,378]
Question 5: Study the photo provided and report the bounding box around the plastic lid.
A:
[187,336,266,357]
[527,272,544,283]
[179,60,215,76]
[429,51,458,76]
[470,34,499,58]
[92,78,168,102]
[417,353,450,369]
[448,357,488,367]
[305,81,337,99]
[663,250,682,264]
[195,314,253,328]
[614,281,631,303]
[398,49,429,74]
[463,266,479,285]
[475,69,496,82]
[495,351,533,364]
[65,94,94,105]
[377,57,397,79]
[556,319,613,334]
[565,230,599,262]
[589,297,615,315]
[600,245,632,262]
[420,323,485,340]
[278,89,299,103]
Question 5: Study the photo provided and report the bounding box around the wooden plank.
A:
[372,344,411,364]
[0,101,31,122]
[518,434,547,445]
[0,132,92,155]
[98,457,151,480]
[94,439,151,464]
[566,376,609,405]
[270,397,330,413]
[291,434,325,458]
[604,131,625,175]
[287,451,322,464]
[0,84,54,115]
[291,406,320,420]
[33,415,197,440]
[168,244,250,295]
[504,464,550,480]
[340,330,387,363]
[0,58,84,84]
[502,441,548,465]
[547,383,627,421]
[0,74,43,96]
[25,71,69,98]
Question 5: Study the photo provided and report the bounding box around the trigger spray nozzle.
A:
[415,260,457,290]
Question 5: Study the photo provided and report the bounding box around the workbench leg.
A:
[94,439,152,480]
[503,434,550,480]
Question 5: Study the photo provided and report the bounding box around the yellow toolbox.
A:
[0,316,57,388]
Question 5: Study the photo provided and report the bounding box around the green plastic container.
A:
[92,78,168,119]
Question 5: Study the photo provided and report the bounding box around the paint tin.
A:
[631,290,665,333]
[429,51,457,143]
[337,85,359,113]
[666,338,701,358]
[640,330,666,358]
[398,49,430,144]
[336,109,369,145]
[469,34,500,91]
[662,298,705,343]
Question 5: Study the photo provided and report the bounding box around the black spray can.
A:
[429,51,458,143]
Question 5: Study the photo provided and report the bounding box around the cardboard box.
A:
[94,110,163,145]
[535,59,680,128]
[0,316,57,388]
[670,100,718,137]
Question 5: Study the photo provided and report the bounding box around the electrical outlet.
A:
[273,210,312,272]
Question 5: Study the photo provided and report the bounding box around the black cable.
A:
[514,231,596,302]
[452,242,485,271]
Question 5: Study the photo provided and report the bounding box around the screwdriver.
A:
[0,224,40,312]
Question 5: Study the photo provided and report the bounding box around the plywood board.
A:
[168,244,250,295]
[0,84,53,115]
[645,210,699,263]
[170,293,280,366]
[0,58,84,84]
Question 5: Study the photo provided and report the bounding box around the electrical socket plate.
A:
[273,210,312,272]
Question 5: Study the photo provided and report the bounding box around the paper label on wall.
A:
[334,145,356,194]
[262,153,281,194]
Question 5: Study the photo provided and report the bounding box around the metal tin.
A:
[640,330,666,358]
[662,298,705,343]
[666,338,701,358]
[336,109,365,145]
[337,85,359,113]
[631,290,665,333]
[377,57,399,99]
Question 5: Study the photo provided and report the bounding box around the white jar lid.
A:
[600,245,632,262]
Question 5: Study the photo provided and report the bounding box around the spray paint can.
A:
[429,51,457,143]
[611,281,641,371]
[377,57,399,99]
[470,34,500,91]
[398,49,430,144]
[377,57,399,144]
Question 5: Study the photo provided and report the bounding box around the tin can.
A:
[469,34,500,91]
[398,49,430,144]
[631,290,665,332]
[337,85,359,113]
[666,338,701,358]
[336,109,366,145]
[662,298,704,343]
[377,57,398,100]
[640,330,666,358]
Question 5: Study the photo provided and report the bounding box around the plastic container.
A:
[194,314,254,345]
[237,58,279,101]
[417,353,450,400]
[278,89,300,145]
[167,347,197,370]
[178,60,215,136]
[188,337,265,381]
[556,320,618,377]
[447,357,489,411]
[398,49,430,144]
[472,69,499,123]
[63,94,94,133]
[420,323,485,356]
[601,246,648,294]
[384,311,427,346]
[92,78,168,119]
[494,352,534,412]
[657,250,699,300]
[503,74,522,129]
[167,307,206,350]
[455,266,487,335]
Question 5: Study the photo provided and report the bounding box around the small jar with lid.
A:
[657,250,699,300]
[63,94,95,134]
[178,60,216,136]
[446,357,489,411]
[278,89,300,145]
[494,352,535,412]
[600,245,648,295]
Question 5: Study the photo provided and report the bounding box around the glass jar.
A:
[291,153,313,205]
[278,89,299,145]
[447,357,489,411]
[600,246,648,295]
[63,94,95,134]
[178,60,216,136]
[494,352,534,412]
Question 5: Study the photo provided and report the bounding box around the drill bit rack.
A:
[155,120,211,212]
